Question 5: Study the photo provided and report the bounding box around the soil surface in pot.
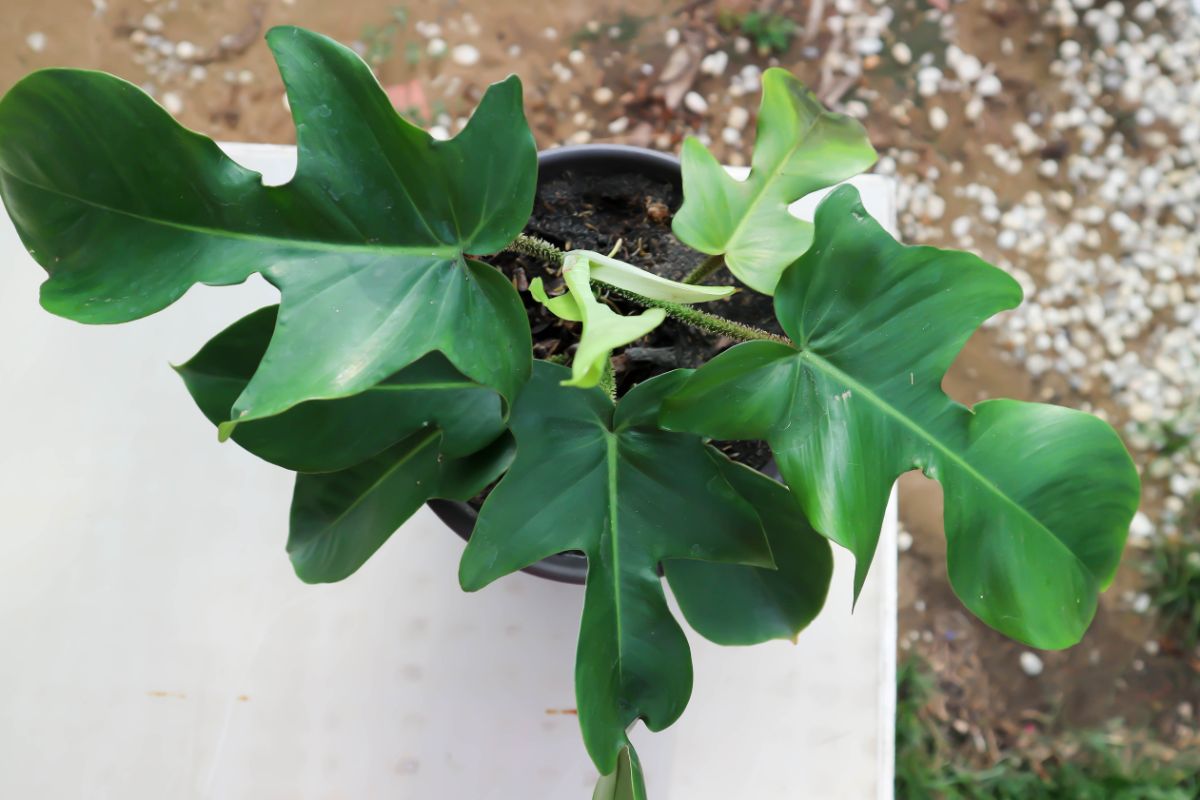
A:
[489,167,779,474]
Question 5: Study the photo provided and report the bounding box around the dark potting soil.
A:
[488,168,779,474]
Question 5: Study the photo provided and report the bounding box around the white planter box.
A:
[0,143,897,799]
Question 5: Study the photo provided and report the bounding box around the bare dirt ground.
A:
[4,0,1198,789]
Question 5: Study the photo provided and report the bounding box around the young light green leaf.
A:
[0,26,535,422]
[573,249,736,303]
[175,306,507,472]
[671,68,877,295]
[289,431,514,583]
[459,363,772,775]
[592,744,647,800]
[665,454,832,646]
[663,185,1140,650]
[529,277,583,321]
[542,254,668,388]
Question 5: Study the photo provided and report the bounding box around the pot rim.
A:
[430,144,684,586]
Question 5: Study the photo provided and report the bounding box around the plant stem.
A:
[504,234,790,346]
[593,281,789,345]
[506,234,564,266]
[682,254,725,284]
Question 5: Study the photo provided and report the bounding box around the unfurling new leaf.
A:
[672,68,877,295]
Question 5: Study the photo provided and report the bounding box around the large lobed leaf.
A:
[0,26,535,425]
[458,362,774,774]
[663,185,1140,649]
[176,306,507,473]
[671,68,877,295]
[174,304,514,583]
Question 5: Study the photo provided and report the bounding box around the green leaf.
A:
[289,431,514,583]
[538,253,668,388]
[0,25,535,420]
[592,744,647,800]
[665,455,833,645]
[671,68,877,295]
[575,248,736,303]
[663,185,1141,649]
[459,362,772,773]
[175,306,506,472]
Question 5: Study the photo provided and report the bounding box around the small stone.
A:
[721,127,741,145]
[897,530,913,552]
[976,74,1002,97]
[664,28,680,48]
[892,42,912,65]
[728,105,750,130]
[162,91,183,116]
[451,44,480,66]
[1129,511,1154,539]
[1132,592,1152,614]
[607,116,629,134]
[175,40,197,60]
[429,125,451,141]
[592,87,614,105]
[856,37,883,56]
[1020,652,1044,676]
[700,50,729,76]
[567,49,585,66]
[683,91,709,115]
[427,38,447,57]
[237,69,253,85]
[141,13,163,32]
[26,31,47,53]
[929,106,949,131]
[734,36,751,54]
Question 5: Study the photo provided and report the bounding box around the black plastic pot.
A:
[428,145,682,585]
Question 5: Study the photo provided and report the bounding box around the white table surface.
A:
[0,143,897,800]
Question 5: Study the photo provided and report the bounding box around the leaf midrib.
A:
[795,350,1093,577]
[719,108,822,255]
[2,169,460,258]
[604,432,624,686]
[298,428,441,542]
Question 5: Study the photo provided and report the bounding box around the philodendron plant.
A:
[0,26,1139,798]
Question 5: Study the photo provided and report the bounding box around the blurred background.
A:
[3,0,1199,794]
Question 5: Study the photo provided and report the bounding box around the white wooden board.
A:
[0,143,897,799]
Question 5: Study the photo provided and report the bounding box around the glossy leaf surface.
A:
[459,362,772,772]
[176,306,506,472]
[289,431,514,583]
[671,68,876,294]
[665,456,833,645]
[663,186,1140,649]
[0,26,535,421]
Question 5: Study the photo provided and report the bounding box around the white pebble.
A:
[567,49,585,66]
[892,42,912,65]
[162,91,183,116]
[1020,652,1044,676]
[700,50,729,76]
[683,91,709,115]
[141,13,163,32]
[427,38,447,57]
[26,31,47,53]
[976,73,1003,97]
[897,531,913,552]
[929,106,949,131]
[729,105,750,130]
[451,44,480,66]
[592,87,613,105]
